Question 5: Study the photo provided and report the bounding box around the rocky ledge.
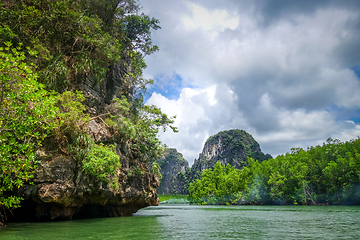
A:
[10,153,159,221]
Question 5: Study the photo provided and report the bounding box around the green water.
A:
[1,205,360,239]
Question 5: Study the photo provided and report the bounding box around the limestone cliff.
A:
[190,129,272,180]
[13,154,159,221]
[9,59,160,222]
[0,1,166,224]
[157,148,189,195]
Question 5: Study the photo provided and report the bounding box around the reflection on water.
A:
[0,214,163,240]
[1,205,360,239]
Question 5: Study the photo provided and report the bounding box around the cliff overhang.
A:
[10,154,159,221]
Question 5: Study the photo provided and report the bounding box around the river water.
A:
[1,205,359,239]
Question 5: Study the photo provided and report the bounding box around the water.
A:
[1,205,360,239]
[160,198,189,204]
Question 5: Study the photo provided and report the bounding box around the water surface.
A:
[1,205,359,239]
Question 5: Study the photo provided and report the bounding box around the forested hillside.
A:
[189,129,272,183]
[156,148,189,194]
[189,138,360,205]
[0,0,176,224]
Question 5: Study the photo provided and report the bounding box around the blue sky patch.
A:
[145,72,195,101]
[351,66,360,79]
[327,103,360,124]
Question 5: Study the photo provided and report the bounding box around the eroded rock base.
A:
[8,154,159,222]
[9,199,145,222]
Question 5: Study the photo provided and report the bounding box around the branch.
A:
[88,113,111,129]
[0,129,13,132]
[98,117,110,129]
[89,113,110,121]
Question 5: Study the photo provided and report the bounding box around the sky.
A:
[140,0,360,166]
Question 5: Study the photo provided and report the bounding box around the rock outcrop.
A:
[190,129,272,180]
[157,148,189,195]
[9,59,160,221]
[11,154,158,221]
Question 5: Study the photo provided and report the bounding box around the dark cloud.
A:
[335,35,360,67]
[251,0,360,27]
[142,0,360,164]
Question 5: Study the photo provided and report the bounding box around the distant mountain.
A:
[157,130,272,195]
[157,148,190,194]
[189,129,272,180]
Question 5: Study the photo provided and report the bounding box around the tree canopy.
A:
[0,0,160,92]
[189,138,360,205]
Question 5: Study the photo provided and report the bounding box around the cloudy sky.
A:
[140,0,360,165]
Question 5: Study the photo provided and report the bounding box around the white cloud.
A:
[141,0,360,164]
[147,85,243,164]
[148,85,360,165]
[183,2,239,31]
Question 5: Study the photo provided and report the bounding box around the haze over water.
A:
[1,205,359,239]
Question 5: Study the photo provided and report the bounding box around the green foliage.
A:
[158,148,186,168]
[82,143,121,182]
[121,14,160,55]
[188,161,251,205]
[107,96,177,163]
[156,148,191,194]
[53,90,90,158]
[150,162,162,180]
[0,44,58,212]
[158,194,188,203]
[0,0,159,91]
[0,1,120,90]
[188,138,360,206]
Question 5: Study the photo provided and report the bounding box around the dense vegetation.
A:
[158,194,188,204]
[189,138,360,205]
[158,148,187,169]
[0,0,176,223]
[157,148,190,194]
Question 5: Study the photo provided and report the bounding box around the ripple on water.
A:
[1,205,360,240]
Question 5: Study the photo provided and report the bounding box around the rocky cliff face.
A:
[157,148,189,195]
[12,154,158,221]
[9,60,160,221]
[190,129,272,180]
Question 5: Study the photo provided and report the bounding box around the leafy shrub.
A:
[150,162,162,180]
[53,90,90,158]
[0,43,58,213]
[188,161,250,205]
[106,96,177,163]
[82,143,121,182]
